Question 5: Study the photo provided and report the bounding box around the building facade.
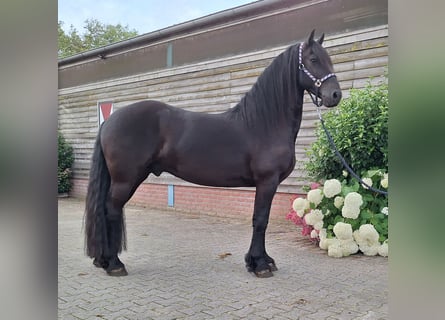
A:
[58,0,388,218]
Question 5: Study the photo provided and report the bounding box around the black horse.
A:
[85,30,341,278]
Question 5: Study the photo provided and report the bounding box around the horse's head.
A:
[298,30,342,107]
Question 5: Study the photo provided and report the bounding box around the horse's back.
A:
[103,100,170,125]
[100,100,172,138]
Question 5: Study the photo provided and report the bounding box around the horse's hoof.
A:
[269,262,278,272]
[106,267,128,277]
[254,269,274,278]
[93,258,108,269]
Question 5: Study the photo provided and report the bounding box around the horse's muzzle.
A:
[322,89,342,107]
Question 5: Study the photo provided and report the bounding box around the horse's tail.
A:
[84,126,110,258]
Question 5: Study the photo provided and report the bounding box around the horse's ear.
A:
[307,29,315,45]
[318,33,325,45]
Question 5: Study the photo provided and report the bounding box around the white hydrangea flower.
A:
[353,230,362,242]
[361,177,373,189]
[380,173,388,188]
[304,211,314,225]
[327,240,343,258]
[323,179,342,198]
[381,207,388,215]
[295,210,305,218]
[319,237,334,250]
[341,192,363,219]
[358,224,380,244]
[333,222,353,240]
[344,192,363,208]
[340,238,359,256]
[325,238,359,257]
[307,189,324,206]
[334,196,344,209]
[304,209,323,226]
[318,228,327,240]
[353,224,381,256]
[313,221,324,231]
[292,197,310,213]
[310,230,318,239]
[318,228,336,250]
[342,170,348,177]
[342,205,361,219]
[360,243,380,256]
[378,240,388,257]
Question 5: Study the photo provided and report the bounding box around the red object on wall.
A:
[98,101,113,126]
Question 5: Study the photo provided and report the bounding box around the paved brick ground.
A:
[58,198,388,319]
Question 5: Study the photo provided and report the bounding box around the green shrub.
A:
[288,80,389,258]
[58,132,74,194]
[305,81,388,181]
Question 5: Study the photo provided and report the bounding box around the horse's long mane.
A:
[225,44,302,130]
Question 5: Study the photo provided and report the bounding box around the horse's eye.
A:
[310,57,318,63]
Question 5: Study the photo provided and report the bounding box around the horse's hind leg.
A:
[103,182,131,276]
[103,172,148,276]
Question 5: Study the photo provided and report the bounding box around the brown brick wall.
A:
[70,178,299,219]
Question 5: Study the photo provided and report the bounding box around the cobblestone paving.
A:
[58,198,388,319]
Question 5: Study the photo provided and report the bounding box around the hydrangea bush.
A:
[288,79,389,258]
[286,169,388,258]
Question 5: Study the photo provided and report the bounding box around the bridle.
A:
[298,42,336,107]
[298,42,388,196]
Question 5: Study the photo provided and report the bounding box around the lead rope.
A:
[299,41,388,195]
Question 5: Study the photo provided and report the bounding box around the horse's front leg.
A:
[245,179,279,278]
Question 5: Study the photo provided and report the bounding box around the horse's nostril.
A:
[333,90,341,100]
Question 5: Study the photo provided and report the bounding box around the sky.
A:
[58,0,257,35]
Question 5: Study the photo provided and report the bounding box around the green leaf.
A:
[342,186,355,196]
[366,169,381,178]
[351,181,360,192]
[334,216,344,224]
[375,213,385,220]
[374,224,384,234]
[349,219,360,230]
[360,210,372,220]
